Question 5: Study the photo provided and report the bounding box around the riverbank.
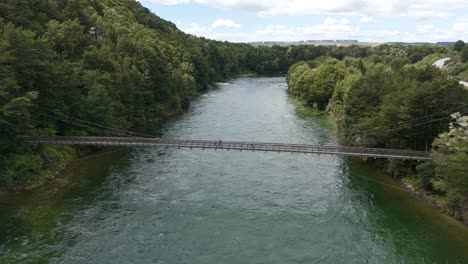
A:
[290,97,467,225]
[0,98,186,192]
[401,177,468,225]
[327,105,467,225]
[287,56,468,227]
[3,75,466,227]
[2,77,467,263]
[1,79,242,192]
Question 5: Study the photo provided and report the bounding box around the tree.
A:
[342,64,395,146]
[0,91,37,141]
[461,45,468,63]
[307,65,343,109]
[454,40,465,52]
[43,19,90,59]
[431,113,468,196]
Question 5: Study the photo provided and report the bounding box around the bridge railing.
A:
[25,136,431,161]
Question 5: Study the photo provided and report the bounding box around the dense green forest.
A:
[0,0,426,189]
[287,48,468,223]
[0,0,298,188]
[1,0,467,223]
[0,0,352,188]
[443,40,468,81]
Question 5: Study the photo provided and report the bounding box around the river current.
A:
[1,77,467,263]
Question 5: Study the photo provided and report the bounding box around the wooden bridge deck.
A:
[25,136,432,161]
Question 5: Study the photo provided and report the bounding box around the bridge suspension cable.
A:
[31,104,467,141]
[25,136,432,161]
[34,108,157,137]
[356,104,467,136]
[30,109,157,138]
[363,115,456,136]
[24,103,466,156]
[70,147,129,162]
[347,171,414,194]
[31,110,129,137]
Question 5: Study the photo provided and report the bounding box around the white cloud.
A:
[181,18,468,43]
[183,18,361,42]
[323,17,349,25]
[211,18,241,29]
[421,25,436,31]
[181,20,242,39]
[182,22,211,36]
[360,16,374,24]
[142,0,468,42]
[323,17,337,25]
[144,0,467,19]
[143,0,190,5]
[453,18,468,33]
[254,21,358,42]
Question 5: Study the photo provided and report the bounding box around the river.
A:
[1,77,467,263]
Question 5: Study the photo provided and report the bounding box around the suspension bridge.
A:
[25,136,432,161]
[23,103,465,162]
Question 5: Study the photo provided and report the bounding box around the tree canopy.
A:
[0,0,466,216]
[287,54,468,222]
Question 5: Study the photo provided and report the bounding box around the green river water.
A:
[1,77,467,263]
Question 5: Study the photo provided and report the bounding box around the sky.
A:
[136,0,468,43]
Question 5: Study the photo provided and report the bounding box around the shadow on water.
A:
[291,101,335,146]
[338,158,468,263]
[0,148,133,263]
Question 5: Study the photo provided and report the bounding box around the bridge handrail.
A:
[25,136,431,160]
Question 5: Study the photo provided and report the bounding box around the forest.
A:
[287,48,468,223]
[0,0,467,222]
[0,0,400,188]
[0,0,293,189]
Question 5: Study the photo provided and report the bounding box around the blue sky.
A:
[137,0,468,43]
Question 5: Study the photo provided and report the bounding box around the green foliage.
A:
[0,145,77,189]
[0,91,37,142]
[416,161,437,191]
[0,151,43,187]
[416,53,444,66]
[0,0,465,193]
[287,53,468,152]
[0,0,292,189]
[3,0,383,188]
[431,113,468,196]
[442,192,465,220]
[461,46,468,63]
[454,40,465,52]
[287,52,468,223]
[43,19,90,59]
[339,64,467,150]
[310,65,344,109]
[447,63,467,75]
[287,61,344,110]
[458,68,468,81]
